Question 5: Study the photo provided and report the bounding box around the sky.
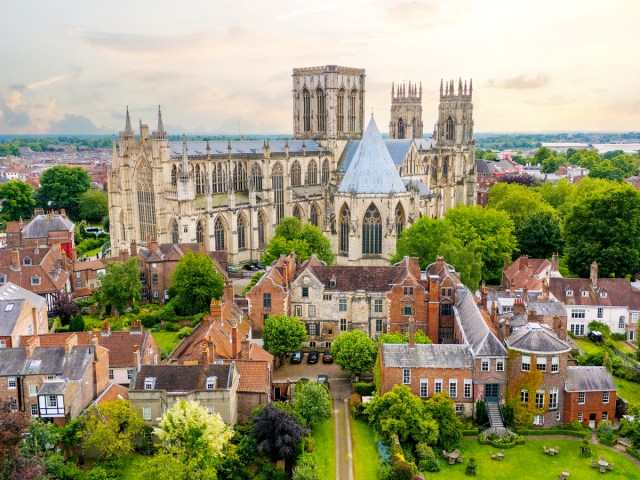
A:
[1,0,639,135]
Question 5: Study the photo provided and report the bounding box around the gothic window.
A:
[291,161,302,187]
[337,88,345,132]
[302,88,311,132]
[339,204,350,254]
[322,159,330,185]
[293,204,303,221]
[251,163,263,191]
[171,165,177,186]
[316,87,326,132]
[171,219,179,244]
[272,163,284,223]
[119,211,126,242]
[446,116,455,141]
[196,220,204,245]
[195,164,204,195]
[395,203,405,238]
[237,213,247,250]
[212,164,226,193]
[362,203,382,255]
[233,162,247,191]
[397,118,405,139]
[214,217,226,251]
[442,158,449,181]
[257,210,267,248]
[136,157,156,242]
[307,160,318,185]
[349,89,357,132]
[310,203,320,227]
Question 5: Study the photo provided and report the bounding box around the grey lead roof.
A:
[565,366,616,392]
[338,139,412,173]
[169,140,321,158]
[0,346,94,380]
[381,343,474,369]
[455,288,507,357]
[0,299,25,336]
[0,282,47,311]
[505,322,571,354]
[21,213,74,238]
[337,117,407,194]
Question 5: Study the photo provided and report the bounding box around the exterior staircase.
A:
[486,402,507,436]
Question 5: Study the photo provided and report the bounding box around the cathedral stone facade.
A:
[107,66,476,266]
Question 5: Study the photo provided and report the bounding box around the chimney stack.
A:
[200,341,209,367]
[25,335,40,357]
[101,321,110,336]
[481,281,487,309]
[31,307,38,336]
[130,319,142,333]
[490,302,498,330]
[64,333,78,356]
[551,252,559,272]
[513,298,525,315]
[209,299,222,324]
[223,280,234,303]
[130,240,137,257]
[241,335,251,359]
[133,345,141,372]
[231,324,238,358]
[408,315,416,348]
[10,248,20,271]
[91,336,100,361]
[207,336,215,362]
[590,262,598,288]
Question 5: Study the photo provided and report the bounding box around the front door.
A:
[485,384,499,402]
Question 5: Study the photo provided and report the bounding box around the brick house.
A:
[6,209,75,259]
[502,255,557,292]
[0,334,109,424]
[72,259,105,299]
[0,282,48,348]
[563,366,616,428]
[129,361,239,427]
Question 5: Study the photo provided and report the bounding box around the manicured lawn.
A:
[425,438,638,479]
[614,340,637,354]
[120,455,150,479]
[152,330,181,355]
[575,338,601,355]
[351,418,380,480]
[310,417,335,480]
[615,376,640,404]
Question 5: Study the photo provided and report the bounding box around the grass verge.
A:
[615,376,640,404]
[351,417,379,480]
[310,416,336,480]
[152,330,181,355]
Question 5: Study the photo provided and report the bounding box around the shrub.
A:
[475,400,488,426]
[414,443,434,461]
[177,327,193,339]
[465,457,477,476]
[390,455,414,480]
[415,444,440,473]
[140,313,158,329]
[611,333,627,341]
[304,436,315,453]
[350,393,367,419]
[500,403,515,427]
[69,314,85,332]
[164,322,180,332]
[354,381,376,396]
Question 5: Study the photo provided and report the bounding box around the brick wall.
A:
[563,390,616,426]
[247,277,287,333]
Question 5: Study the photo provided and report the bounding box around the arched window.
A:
[397,118,405,139]
[349,89,357,132]
[446,116,455,141]
[272,163,284,223]
[291,161,302,187]
[195,164,203,194]
[171,165,177,186]
[214,217,226,251]
[337,88,345,132]
[339,204,350,254]
[316,87,326,132]
[362,204,382,255]
[442,158,449,180]
[251,163,263,191]
[307,160,318,185]
[322,159,330,185]
[310,203,320,227]
[257,210,267,248]
[237,213,247,250]
[196,220,204,244]
[136,157,156,242]
[395,203,405,238]
[302,88,311,132]
[171,219,179,244]
[233,162,246,191]
[293,204,303,221]
[120,211,126,242]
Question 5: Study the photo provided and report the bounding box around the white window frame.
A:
[338,298,347,312]
[481,360,489,372]
[571,309,585,319]
[294,305,302,317]
[46,395,57,408]
[602,411,609,420]
[29,384,38,396]
[534,414,544,425]
[109,369,114,380]
[30,404,38,417]
[308,305,316,317]
[536,356,547,372]
[603,391,609,404]
[374,299,383,313]
[521,389,529,403]
[449,379,457,398]
[340,318,347,331]
[535,389,545,409]
[551,357,559,373]
[496,359,504,372]
[556,411,561,421]
[8,377,16,389]
[578,412,583,422]
[578,392,585,404]
[455,404,464,414]
[619,316,626,329]
[142,407,152,421]
[521,355,531,372]
[549,388,558,410]
[597,307,603,319]
[402,368,411,385]
[144,378,154,390]
[435,378,443,394]
[419,379,428,398]
[464,379,472,398]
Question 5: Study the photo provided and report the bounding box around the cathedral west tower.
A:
[389,81,423,139]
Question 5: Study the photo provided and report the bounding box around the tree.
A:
[170,251,224,316]
[331,330,377,378]
[262,314,307,359]
[487,182,555,230]
[83,399,145,460]
[424,393,463,451]
[536,179,575,217]
[365,385,438,444]
[293,381,332,426]
[515,211,563,259]
[619,403,640,447]
[262,217,335,266]
[0,401,31,478]
[52,291,80,325]
[78,188,108,223]
[69,314,85,332]
[21,420,59,458]
[533,146,554,165]
[252,404,307,472]
[377,331,432,344]
[497,172,539,187]
[0,180,35,221]
[293,455,319,480]
[35,166,91,218]
[564,183,640,278]
[589,160,625,182]
[98,258,141,316]
[541,154,568,174]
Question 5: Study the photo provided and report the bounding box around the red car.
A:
[322,350,333,364]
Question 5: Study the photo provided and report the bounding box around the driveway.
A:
[272,354,348,383]
[332,377,353,480]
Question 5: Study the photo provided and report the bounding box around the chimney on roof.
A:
[223,280,234,303]
[200,341,209,367]
[10,248,20,271]
[231,324,238,358]
[408,316,416,348]
[435,255,445,273]
[502,316,510,338]
[31,307,38,336]
[130,319,142,333]
[60,209,66,218]
[209,299,221,323]
[523,287,528,301]
[552,314,567,340]
[490,301,498,329]
[130,240,137,257]
[101,321,110,336]
[207,336,215,362]
[133,345,141,372]
[551,252,559,272]
[509,284,515,295]
[64,333,78,356]
[25,335,39,357]
[513,298,525,315]
[481,281,487,309]
[504,254,509,269]
[150,238,158,252]
[590,262,598,288]
[241,335,251,359]
[91,335,99,361]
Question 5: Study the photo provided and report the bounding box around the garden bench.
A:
[617,438,632,448]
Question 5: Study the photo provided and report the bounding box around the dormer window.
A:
[0,275,5,284]
[31,276,41,285]
[23,257,32,266]
[581,290,588,297]
[600,292,607,298]
[206,376,217,389]
[144,378,155,390]
[566,290,573,297]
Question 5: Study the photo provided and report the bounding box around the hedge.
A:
[627,447,640,461]
[598,436,618,447]
[517,428,590,439]
[462,429,479,436]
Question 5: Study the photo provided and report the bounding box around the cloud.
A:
[486,73,550,90]
[383,0,471,28]
[27,74,69,90]
[48,114,110,134]
[1,104,31,128]
[77,29,209,54]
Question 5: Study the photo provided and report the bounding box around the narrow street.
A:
[331,377,353,480]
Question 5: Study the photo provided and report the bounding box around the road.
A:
[331,377,353,480]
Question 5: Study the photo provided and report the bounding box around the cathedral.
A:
[107,65,476,266]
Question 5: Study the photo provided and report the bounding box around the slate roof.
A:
[0,282,47,311]
[133,364,233,391]
[137,243,228,278]
[20,213,74,239]
[404,179,431,197]
[381,343,474,369]
[414,138,436,151]
[527,301,567,317]
[455,288,507,357]
[337,117,407,194]
[505,322,571,354]
[168,140,322,158]
[0,299,25,336]
[565,366,616,392]
[304,265,407,292]
[0,346,94,380]
[338,139,413,173]
[549,277,640,309]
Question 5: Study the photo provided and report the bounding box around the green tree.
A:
[610,153,639,178]
[262,217,335,266]
[487,182,555,230]
[377,330,432,344]
[331,330,377,378]
[98,258,142,316]
[424,393,463,451]
[589,160,624,182]
[618,403,640,447]
[293,455,319,480]
[564,183,640,278]
[170,251,224,316]
[78,188,108,223]
[35,166,91,218]
[83,399,144,460]
[533,146,554,165]
[540,154,568,174]
[536,179,575,218]
[571,149,601,170]
[21,420,59,458]
[365,385,438,444]
[0,180,36,221]
[293,381,332,427]
[515,211,563,258]
[482,151,498,161]
[262,313,307,359]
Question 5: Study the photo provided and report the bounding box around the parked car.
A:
[291,350,303,364]
[250,262,264,270]
[317,374,329,386]
[322,350,333,364]
[243,264,260,271]
[307,351,319,364]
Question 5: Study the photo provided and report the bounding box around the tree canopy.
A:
[487,182,555,230]
[0,180,35,221]
[262,217,335,266]
[98,258,142,315]
[515,210,563,259]
[251,404,306,470]
[262,313,307,357]
[377,331,432,345]
[424,393,464,451]
[35,166,91,218]
[170,251,225,316]
[293,381,333,426]
[331,330,377,377]
[78,188,108,223]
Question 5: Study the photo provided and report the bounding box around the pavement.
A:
[332,377,354,480]
[273,354,349,383]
